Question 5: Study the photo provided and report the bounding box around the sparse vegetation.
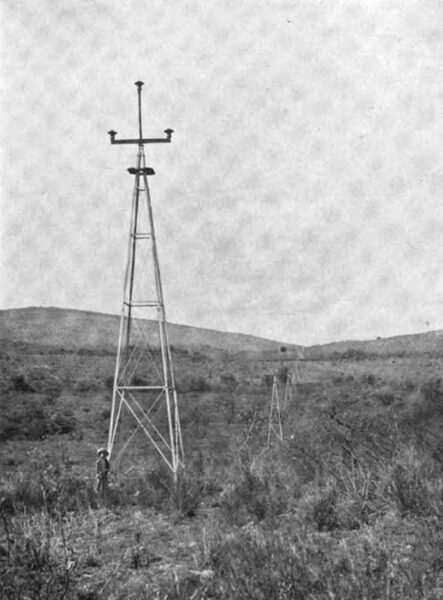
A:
[1,327,443,598]
[0,395,76,442]
[176,375,213,393]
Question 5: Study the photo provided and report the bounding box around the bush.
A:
[311,485,339,531]
[364,373,376,386]
[0,404,47,442]
[74,378,101,392]
[177,376,212,393]
[50,409,76,434]
[0,398,77,442]
[219,460,294,526]
[11,366,62,394]
[415,378,443,420]
[191,377,212,392]
[219,373,237,390]
[333,349,371,361]
[375,390,396,406]
[384,447,442,518]
[421,378,443,403]
[104,375,115,390]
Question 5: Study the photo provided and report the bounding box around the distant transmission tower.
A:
[106,82,184,479]
[267,375,283,444]
[282,347,304,408]
[283,374,294,408]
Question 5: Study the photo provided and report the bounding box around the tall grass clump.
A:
[0,460,97,516]
[108,457,215,519]
[381,445,443,518]
[0,504,78,599]
[168,513,443,600]
[217,449,299,526]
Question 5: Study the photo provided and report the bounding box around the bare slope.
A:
[0,307,297,354]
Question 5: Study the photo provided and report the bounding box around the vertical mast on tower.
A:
[106,82,183,479]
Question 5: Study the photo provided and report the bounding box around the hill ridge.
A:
[0,306,298,354]
[1,307,443,357]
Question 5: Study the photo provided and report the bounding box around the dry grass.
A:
[1,340,443,598]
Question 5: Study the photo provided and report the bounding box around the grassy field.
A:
[1,321,443,598]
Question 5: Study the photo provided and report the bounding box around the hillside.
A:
[305,329,443,359]
[0,307,299,354]
[1,306,443,598]
[2,307,443,360]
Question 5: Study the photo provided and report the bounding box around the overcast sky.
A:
[1,0,443,345]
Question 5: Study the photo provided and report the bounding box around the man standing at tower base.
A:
[96,448,110,494]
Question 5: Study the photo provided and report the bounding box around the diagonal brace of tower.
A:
[106,82,184,478]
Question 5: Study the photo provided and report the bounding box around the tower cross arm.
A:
[108,129,174,145]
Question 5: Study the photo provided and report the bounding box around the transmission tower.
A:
[282,347,304,409]
[267,375,283,445]
[283,374,294,408]
[106,81,184,479]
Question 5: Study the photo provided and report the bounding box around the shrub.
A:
[219,373,237,390]
[12,373,34,392]
[104,375,115,390]
[421,378,443,404]
[0,398,77,442]
[384,446,442,518]
[219,461,293,526]
[375,390,396,406]
[364,373,376,386]
[333,349,371,361]
[74,378,101,392]
[177,376,212,393]
[310,485,339,531]
[0,405,46,442]
[11,366,62,394]
[190,377,212,393]
[415,378,443,420]
[50,409,76,434]
[171,469,206,519]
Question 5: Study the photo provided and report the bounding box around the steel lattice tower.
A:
[267,375,283,445]
[106,82,184,478]
[283,374,294,409]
